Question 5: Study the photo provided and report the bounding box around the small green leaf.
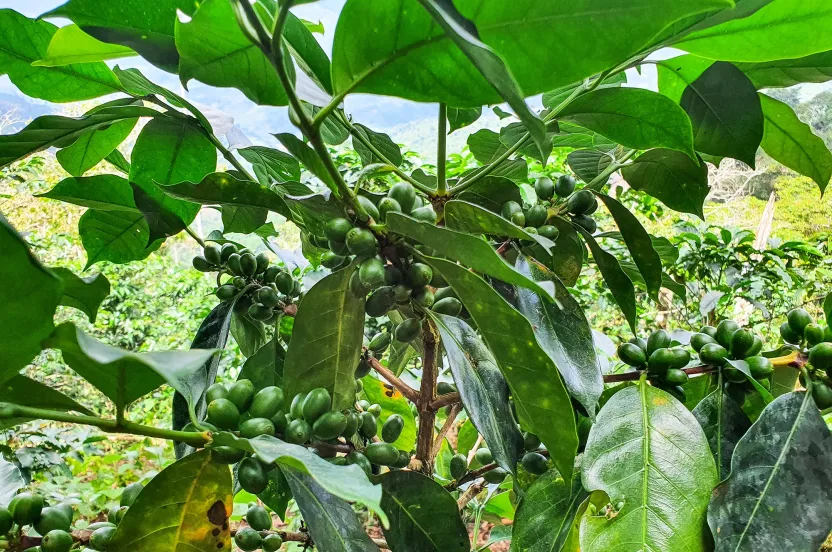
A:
[222,206,268,234]
[708,391,832,552]
[736,51,832,89]
[567,149,613,184]
[620,149,710,219]
[577,228,636,333]
[448,107,482,133]
[379,470,469,552]
[692,386,751,481]
[50,267,110,323]
[239,338,285,392]
[283,264,366,411]
[0,375,93,430]
[360,376,417,452]
[275,133,334,188]
[282,11,333,94]
[33,24,136,66]
[428,312,524,474]
[679,62,764,167]
[426,257,577,482]
[162,172,291,219]
[443,200,556,254]
[759,94,832,193]
[581,379,718,552]
[467,129,507,164]
[455,176,521,214]
[0,215,63,385]
[56,118,137,177]
[352,124,403,167]
[109,450,232,552]
[238,146,301,185]
[512,469,588,552]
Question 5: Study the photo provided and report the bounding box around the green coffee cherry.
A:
[263,534,284,552]
[618,343,647,367]
[357,195,380,220]
[275,272,294,295]
[555,175,577,198]
[346,228,377,257]
[255,252,270,274]
[475,447,493,465]
[378,197,402,221]
[381,414,404,443]
[359,258,386,289]
[787,308,812,336]
[360,412,378,438]
[534,177,555,201]
[407,263,433,288]
[285,419,312,444]
[394,318,422,342]
[227,379,256,412]
[388,183,417,213]
[216,285,237,301]
[716,320,740,349]
[501,201,523,220]
[646,330,671,355]
[240,253,258,276]
[566,190,594,215]
[303,388,332,422]
[206,399,240,430]
[220,243,238,263]
[205,383,228,404]
[120,482,144,507]
[432,297,463,317]
[239,418,276,439]
[450,454,468,480]
[234,527,262,552]
[42,530,73,552]
[521,452,549,475]
[246,504,272,531]
[325,218,353,243]
[192,256,213,272]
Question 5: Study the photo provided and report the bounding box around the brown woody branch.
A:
[367,354,421,403]
[456,480,488,510]
[430,392,461,410]
[432,403,462,457]
[415,322,440,474]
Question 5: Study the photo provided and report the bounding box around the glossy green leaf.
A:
[679,62,764,167]
[759,94,832,193]
[78,209,160,268]
[275,132,334,188]
[33,24,136,66]
[0,215,63,385]
[674,0,832,63]
[595,194,663,301]
[386,213,554,300]
[283,265,366,411]
[0,457,24,507]
[708,390,832,552]
[558,88,696,159]
[0,9,122,102]
[379,470,469,552]
[448,107,482,133]
[352,124,403,167]
[176,0,292,106]
[581,379,718,552]
[456,419,479,458]
[426,257,577,481]
[736,51,832,89]
[551,122,618,152]
[0,375,93,430]
[105,149,130,174]
[567,150,613,184]
[282,467,380,552]
[109,450,232,551]
[238,146,302,185]
[515,256,603,418]
[656,54,714,104]
[621,149,710,219]
[455,176,521,214]
[443,200,555,254]
[692,385,751,481]
[130,117,217,242]
[511,469,588,552]
[162,172,291,219]
[56,118,137,177]
[45,322,217,414]
[283,11,333,94]
[428,312,524,474]
[577,228,636,333]
[651,0,774,48]
[50,267,110,323]
[0,106,157,170]
[360,376,417,452]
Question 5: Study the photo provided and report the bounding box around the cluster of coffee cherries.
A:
[447,431,550,485]
[617,329,693,400]
[233,503,283,552]
[781,307,832,408]
[192,243,301,324]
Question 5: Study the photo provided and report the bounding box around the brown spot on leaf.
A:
[212,528,220,537]
[207,501,228,526]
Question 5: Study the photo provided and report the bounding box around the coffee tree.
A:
[2,1,832,551]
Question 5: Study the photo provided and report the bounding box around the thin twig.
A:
[456,480,488,510]
[430,392,460,411]
[466,435,484,466]
[367,355,420,403]
[432,403,461,457]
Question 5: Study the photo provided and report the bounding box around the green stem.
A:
[208,133,256,183]
[587,149,637,192]
[185,226,206,248]
[437,103,448,196]
[0,403,209,447]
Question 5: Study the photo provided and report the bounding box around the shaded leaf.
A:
[239,337,285,392]
[443,200,555,254]
[621,149,710,219]
[50,267,110,323]
[360,376,417,452]
[736,50,832,89]
[0,375,93,431]
[230,312,267,358]
[353,124,403,167]
[448,107,482,133]
[78,209,159,268]
[57,118,137,177]
[692,385,751,481]
[726,359,775,404]
[33,24,135,66]
[275,132,334,188]
[282,11,333,94]
[548,218,584,287]
[577,228,636,333]
[455,176,521,214]
[0,457,24,507]
[567,149,613,184]
[222,206,268,234]
[468,129,507,164]
[162,172,290,219]
[285,191,345,237]
[238,146,301,185]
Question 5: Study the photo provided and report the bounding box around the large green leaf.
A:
[78,209,159,268]
[379,470,469,552]
[557,88,696,159]
[352,124,403,167]
[455,176,521,213]
[511,470,588,552]
[331,0,728,106]
[33,24,136,66]
[110,450,232,551]
[283,265,366,411]
[577,228,636,333]
[56,118,137,177]
[692,385,751,481]
[44,0,196,72]
[426,257,577,481]
[443,200,556,254]
[130,117,217,242]
[428,312,524,474]
[0,375,93,430]
[736,51,832,89]
[0,106,157,170]
[674,0,832,63]
[50,267,110,323]
[385,213,554,300]
[176,0,291,106]
[162,172,291,219]
[283,467,380,552]
[759,94,832,193]
[0,9,121,102]
[708,391,832,552]
[45,322,217,415]
[621,149,710,219]
[656,54,715,104]
[0,215,63,385]
[580,379,718,552]
[515,256,603,418]
[360,376,417,452]
[680,62,764,167]
[238,146,301,185]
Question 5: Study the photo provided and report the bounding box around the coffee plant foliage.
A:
[2,1,832,551]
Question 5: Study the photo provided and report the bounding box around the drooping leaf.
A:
[109,450,232,552]
[426,257,577,481]
[283,265,366,411]
[176,0,292,106]
[736,50,832,89]
[50,267,110,323]
[230,312,267,358]
[282,467,381,552]
[0,9,122,102]
[352,124,403,167]
[0,457,24,507]
[379,470,469,552]
[580,379,718,552]
[162,172,291,219]
[467,129,507,164]
[275,132,335,188]
[78,209,159,268]
[428,312,524,474]
[725,359,774,404]
[567,149,613,184]
[455,176,521,213]
[33,24,136,66]
[692,385,751,481]
[759,94,832,193]
[515,256,603,418]
[557,87,697,160]
[386,212,554,300]
[577,228,636,333]
[708,390,832,552]
[56,118,137,177]
[45,322,217,415]
[360,376,417,452]
[448,107,482,133]
[443,200,555,254]
[673,0,832,63]
[621,149,710,219]
[0,215,63,385]
[0,375,93,431]
[511,469,588,552]
[679,62,764,167]
[238,146,301,185]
